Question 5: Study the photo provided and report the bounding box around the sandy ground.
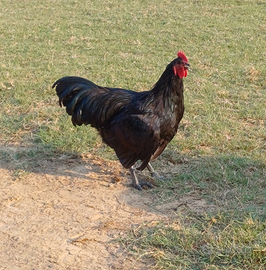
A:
[0,149,211,269]
[0,150,167,270]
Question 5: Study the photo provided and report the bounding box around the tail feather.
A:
[59,84,84,106]
[65,89,89,115]
[53,76,133,129]
[53,76,98,92]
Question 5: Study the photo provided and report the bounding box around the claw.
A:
[140,181,154,190]
[130,167,154,191]
[133,184,143,191]
[133,181,154,191]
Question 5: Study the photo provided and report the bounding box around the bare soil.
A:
[0,148,209,270]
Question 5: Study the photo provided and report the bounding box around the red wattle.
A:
[177,68,187,78]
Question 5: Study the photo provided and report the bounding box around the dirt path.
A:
[0,152,165,270]
[0,148,211,269]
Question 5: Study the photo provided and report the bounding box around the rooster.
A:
[53,51,189,190]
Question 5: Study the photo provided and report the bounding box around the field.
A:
[0,0,265,269]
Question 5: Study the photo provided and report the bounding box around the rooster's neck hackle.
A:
[151,63,184,104]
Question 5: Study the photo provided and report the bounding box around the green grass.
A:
[122,214,266,269]
[0,0,265,269]
[153,155,266,214]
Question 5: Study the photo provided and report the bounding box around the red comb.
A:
[177,51,188,63]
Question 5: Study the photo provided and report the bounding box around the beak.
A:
[184,62,190,70]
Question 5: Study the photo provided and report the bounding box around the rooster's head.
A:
[172,51,189,78]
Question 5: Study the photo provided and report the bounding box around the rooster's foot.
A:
[134,181,154,191]
[129,167,154,191]
[147,163,162,180]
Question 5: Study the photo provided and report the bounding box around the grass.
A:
[153,155,266,213]
[0,0,265,269]
[122,214,266,269]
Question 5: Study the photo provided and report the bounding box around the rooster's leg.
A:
[129,167,154,191]
[147,163,160,179]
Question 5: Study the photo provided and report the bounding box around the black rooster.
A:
[53,51,189,190]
